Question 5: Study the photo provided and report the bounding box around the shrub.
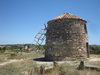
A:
[89,45,100,54]
[8,53,17,59]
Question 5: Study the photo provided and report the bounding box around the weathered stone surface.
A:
[45,13,89,61]
[77,61,85,70]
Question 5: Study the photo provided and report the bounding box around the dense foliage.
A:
[89,45,100,54]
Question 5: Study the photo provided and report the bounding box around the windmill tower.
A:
[45,13,89,61]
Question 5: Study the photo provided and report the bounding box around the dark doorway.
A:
[86,42,89,58]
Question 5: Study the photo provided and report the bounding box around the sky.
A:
[0,0,100,45]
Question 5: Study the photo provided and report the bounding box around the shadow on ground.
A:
[33,57,53,62]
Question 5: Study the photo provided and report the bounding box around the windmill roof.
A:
[48,13,87,22]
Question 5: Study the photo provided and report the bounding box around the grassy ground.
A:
[86,54,100,67]
[0,50,44,63]
[0,60,37,75]
[0,50,44,75]
[0,53,9,63]
[0,50,100,75]
[0,60,100,75]
[44,63,100,75]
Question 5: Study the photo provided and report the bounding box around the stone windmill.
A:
[45,13,89,61]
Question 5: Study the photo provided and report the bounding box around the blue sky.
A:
[0,0,100,45]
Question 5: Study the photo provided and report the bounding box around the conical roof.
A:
[48,13,87,22]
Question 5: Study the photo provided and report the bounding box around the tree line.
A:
[89,45,100,54]
[0,44,100,54]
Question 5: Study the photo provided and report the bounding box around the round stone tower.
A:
[45,13,89,61]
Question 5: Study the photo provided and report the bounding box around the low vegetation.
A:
[89,45,100,54]
[1,60,100,75]
[0,44,44,63]
[0,50,44,63]
[45,63,91,75]
[0,44,100,54]
[0,60,37,75]
[0,44,100,75]
[23,62,100,75]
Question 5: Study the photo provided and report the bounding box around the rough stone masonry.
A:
[45,13,89,61]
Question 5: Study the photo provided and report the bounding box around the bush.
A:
[8,53,17,59]
[89,45,100,54]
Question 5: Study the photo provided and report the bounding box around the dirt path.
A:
[0,57,100,68]
[0,59,23,66]
[89,57,100,62]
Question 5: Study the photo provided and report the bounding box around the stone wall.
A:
[45,19,88,61]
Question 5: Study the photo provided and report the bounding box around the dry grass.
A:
[44,63,100,75]
[0,53,9,63]
[0,50,44,63]
[84,54,100,67]
[0,59,100,75]
[0,50,44,75]
[0,53,100,75]
[0,59,37,75]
